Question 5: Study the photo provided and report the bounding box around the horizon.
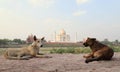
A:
[0,0,120,41]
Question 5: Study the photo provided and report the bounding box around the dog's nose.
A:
[83,43,85,45]
[40,45,43,47]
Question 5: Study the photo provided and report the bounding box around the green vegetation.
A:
[48,46,120,54]
[42,46,120,54]
[111,46,120,52]
[0,46,120,55]
[0,48,6,55]
[0,39,26,48]
[50,47,91,54]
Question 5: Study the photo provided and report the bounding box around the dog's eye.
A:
[38,41,40,42]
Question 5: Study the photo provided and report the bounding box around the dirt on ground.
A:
[0,53,120,72]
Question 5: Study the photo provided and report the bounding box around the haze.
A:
[0,0,120,41]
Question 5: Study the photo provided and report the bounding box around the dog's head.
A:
[83,37,96,47]
[32,35,45,47]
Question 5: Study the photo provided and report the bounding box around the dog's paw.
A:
[85,60,89,63]
[24,58,30,60]
[37,53,44,55]
[46,56,52,58]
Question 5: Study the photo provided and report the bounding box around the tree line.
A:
[0,38,119,46]
[0,39,26,45]
[0,34,120,46]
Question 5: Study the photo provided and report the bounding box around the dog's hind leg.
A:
[6,56,30,60]
[7,55,32,60]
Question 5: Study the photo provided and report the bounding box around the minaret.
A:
[76,32,77,42]
[54,31,56,42]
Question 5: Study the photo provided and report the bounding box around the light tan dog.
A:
[4,36,51,60]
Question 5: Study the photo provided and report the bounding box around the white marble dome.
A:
[60,29,66,35]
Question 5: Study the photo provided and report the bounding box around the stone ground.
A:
[0,53,120,72]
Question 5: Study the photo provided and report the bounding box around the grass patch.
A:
[0,48,6,55]
[49,46,120,54]
[0,46,120,55]
[50,47,91,54]
[110,46,120,52]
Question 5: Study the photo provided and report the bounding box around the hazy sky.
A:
[0,0,120,41]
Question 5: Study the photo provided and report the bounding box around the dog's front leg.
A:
[35,55,52,58]
[83,52,94,59]
[85,57,101,63]
[37,53,44,55]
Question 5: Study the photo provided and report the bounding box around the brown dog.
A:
[83,37,114,63]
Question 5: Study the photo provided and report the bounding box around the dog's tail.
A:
[4,51,9,59]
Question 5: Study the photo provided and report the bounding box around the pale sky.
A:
[0,0,120,41]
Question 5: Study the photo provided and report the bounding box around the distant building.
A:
[26,34,34,43]
[55,29,70,42]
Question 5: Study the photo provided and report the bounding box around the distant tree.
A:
[0,39,11,45]
[13,39,25,44]
[101,38,112,45]
[113,39,119,45]
[104,38,109,42]
[115,40,119,43]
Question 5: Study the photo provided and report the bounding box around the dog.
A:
[83,37,114,63]
[4,35,51,60]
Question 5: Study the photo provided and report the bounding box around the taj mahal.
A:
[55,29,70,42]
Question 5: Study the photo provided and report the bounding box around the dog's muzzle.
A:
[83,43,89,47]
[40,45,43,47]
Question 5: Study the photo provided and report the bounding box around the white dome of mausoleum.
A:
[60,29,66,35]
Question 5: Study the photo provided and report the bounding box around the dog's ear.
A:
[41,37,45,41]
[87,37,90,39]
[33,35,37,41]
[91,38,96,41]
